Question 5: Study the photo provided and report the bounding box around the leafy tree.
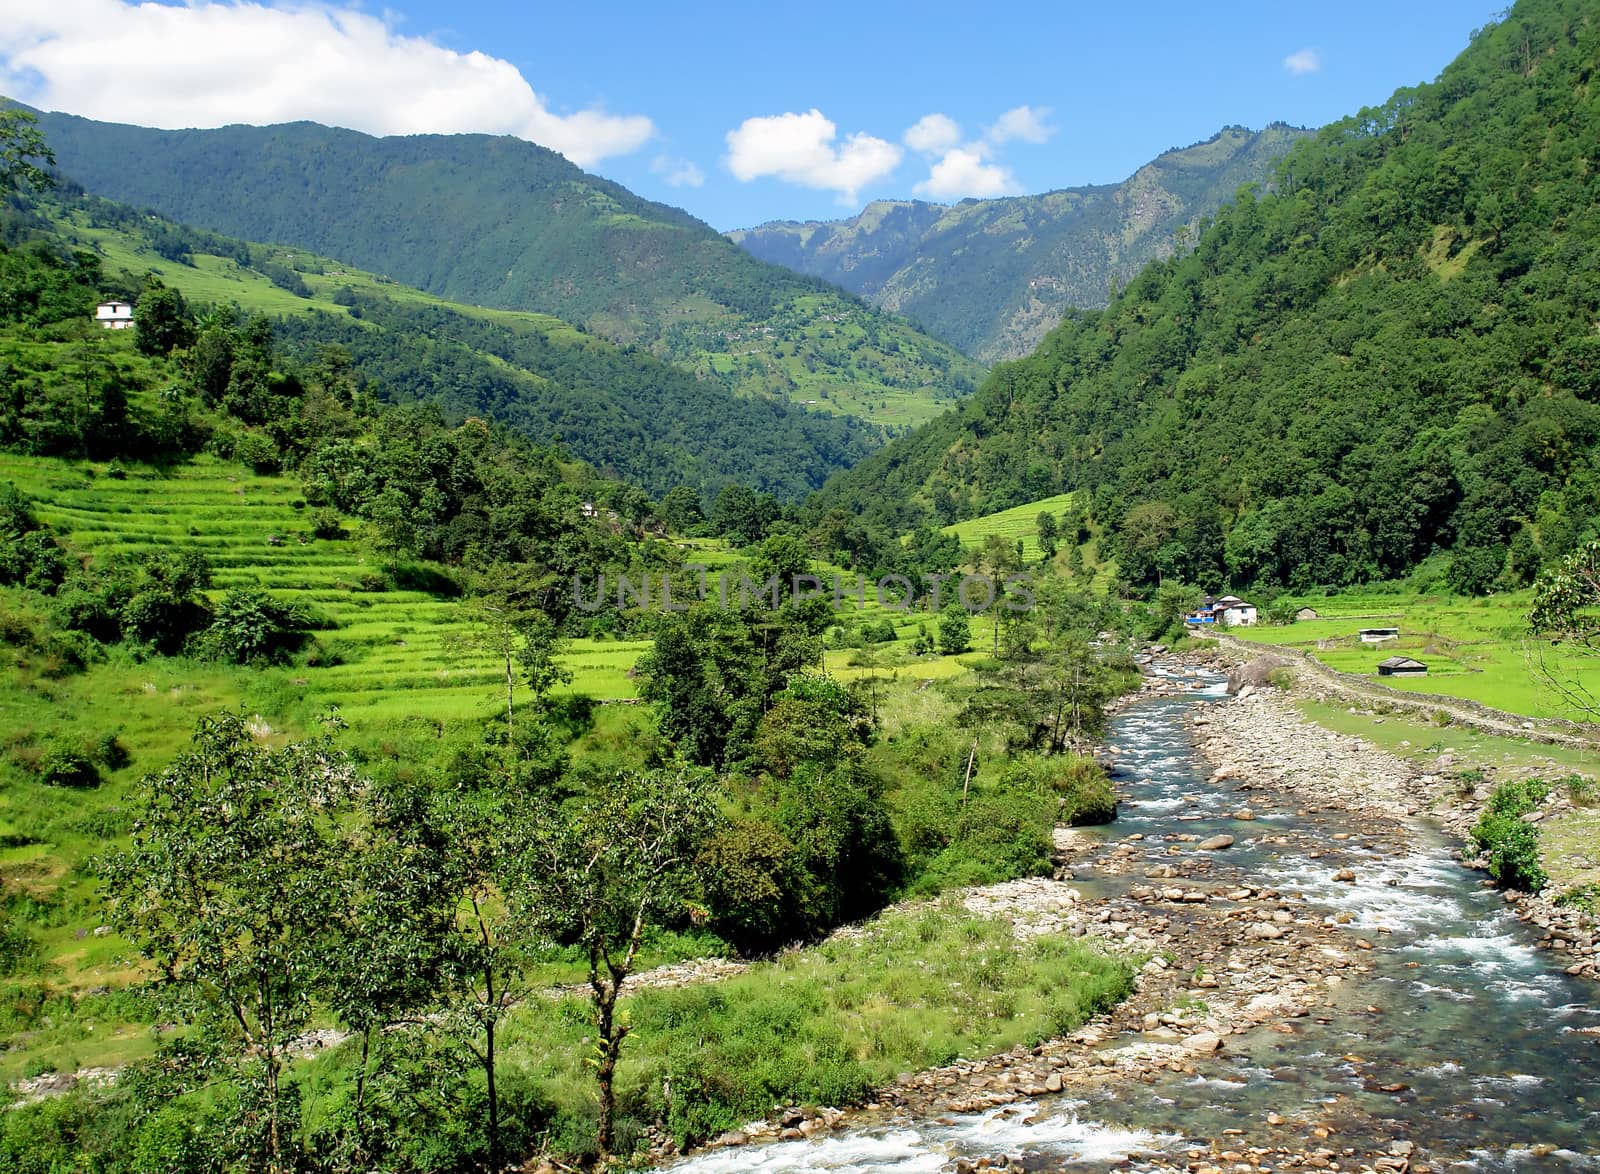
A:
[0,107,54,195]
[516,767,721,1165]
[1528,540,1600,716]
[660,485,704,532]
[1036,511,1059,561]
[133,275,192,357]
[937,605,971,655]
[104,714,363,1174]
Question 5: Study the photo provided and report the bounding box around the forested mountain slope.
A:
[11,184,874,500]
[811,0,1600,596]
[24,112,984,427]
[731,125,1307,362]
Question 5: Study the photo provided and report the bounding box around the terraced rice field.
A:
[0,453,648,739]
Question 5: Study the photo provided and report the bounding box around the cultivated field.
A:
[1229,589,1600,722]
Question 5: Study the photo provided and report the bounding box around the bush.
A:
[1469,778,1552,893]
[697,818,815,954]
[36,744,99,788]
[199,588,310,664]
[310,509,346,540]
[1001,752,1116,825]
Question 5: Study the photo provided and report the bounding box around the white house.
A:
[95,301,134,329]
[1211,595,1257,626]
[1184,594,1258,627]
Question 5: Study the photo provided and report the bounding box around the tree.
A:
[660,485,704,532]
[104,713,362,1174]
[133,276,192,358]
[517,767,721,1166]
[1036,511,1059,561]
[1528,540,1600,717]
[432,783,541,1174]
[0,107,54,195]
[453,597,571,747]
[937,605,971,655]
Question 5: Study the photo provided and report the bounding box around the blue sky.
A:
[2,0,1501,230]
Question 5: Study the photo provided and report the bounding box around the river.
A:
[666,671,1600,1173]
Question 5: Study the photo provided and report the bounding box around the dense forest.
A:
[25,112,985,422]
[732,124,1308,362]
[812,0,1600,596]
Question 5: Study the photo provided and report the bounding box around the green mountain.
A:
[730,124,1308,362]
[25,111,984,429]
[812,0,1600,596]
[19,183,875,501]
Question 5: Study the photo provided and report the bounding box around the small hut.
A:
[1377,656,1427,677]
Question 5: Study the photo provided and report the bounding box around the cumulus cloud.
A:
[986,104,1054,146]
[914,146,1020,200]
[1283,48,1322,75]
[724,109,901,203]
[651,155,705,188]
[903,112,961,154]
[0,0,655,167]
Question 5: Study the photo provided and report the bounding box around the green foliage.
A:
[937,606,971,654]
[1469,777,1553,892]
[0,106,54,196]
[1002,752,1118,825]
[199,587,311,664]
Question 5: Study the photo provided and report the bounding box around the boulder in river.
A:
[1198,834,1236,851]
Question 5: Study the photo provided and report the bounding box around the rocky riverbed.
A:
[666,669,1600,1174]
[1191,681,1600,983]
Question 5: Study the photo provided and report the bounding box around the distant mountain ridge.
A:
[24,110,985,430]
[810,0,1600,598]
[731,124,1308,362]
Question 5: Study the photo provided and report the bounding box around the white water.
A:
[665,1103,1181,1173]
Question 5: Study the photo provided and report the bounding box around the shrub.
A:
[1554,883,1600,914]
[36,744,99,788]
[199,588,310,664]
[1469,778,1552,893]
[697,818,816,954]
[1000,752,1116,825]
[310,509,346,540]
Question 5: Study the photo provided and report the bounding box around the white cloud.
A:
[986,105,1054,146]
[1283,48,1322,75]
[724,109,901,203]
[903,112,961,154]
[914,146,1020,200]
[0,0,655,167]
[651,155,705,188]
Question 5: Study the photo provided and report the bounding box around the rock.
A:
[1198,835,1235,851]
[1334,869,1357,882]
[1185,1032,1224,1052]
[1234,809,1256,821]
[713,1131,749,1148]
[1389,1140,1415,1157]
[1044,1073,1063,1092]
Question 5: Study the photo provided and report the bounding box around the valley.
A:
[2,0,1599,1170]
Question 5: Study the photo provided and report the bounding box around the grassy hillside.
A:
[812,0,1600,601]
[27,188,882,501]
[28,111,985,429]
[732,124,1307,362]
